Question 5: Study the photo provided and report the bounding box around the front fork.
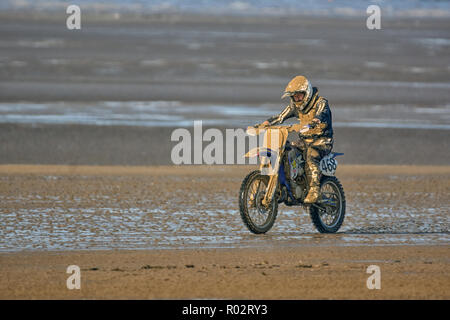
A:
[260,150,288,207]
[261,174,279,207]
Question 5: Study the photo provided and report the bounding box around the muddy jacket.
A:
[267,87,333,139]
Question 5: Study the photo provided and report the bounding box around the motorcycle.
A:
[239,123,346,234]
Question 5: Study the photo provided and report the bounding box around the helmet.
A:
[281,75,313,110]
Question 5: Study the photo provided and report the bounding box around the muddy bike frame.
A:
[244,124,343,207]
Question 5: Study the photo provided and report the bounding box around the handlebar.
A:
[248,123,312,134]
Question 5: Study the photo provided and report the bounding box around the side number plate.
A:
[320,154,338,176]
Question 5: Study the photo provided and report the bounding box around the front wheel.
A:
[239,170,278,234]
[309,176,346,233]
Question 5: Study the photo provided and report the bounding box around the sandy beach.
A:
[1,245,449,299]
[0,164,449,299]
[0,5,449,300]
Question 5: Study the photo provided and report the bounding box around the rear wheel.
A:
[309,176,346,233]
[239,170,278,234]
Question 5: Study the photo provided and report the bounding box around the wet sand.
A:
[1,13,449,167]
[0,164,449,299]
[1,245,449,299]
[1,164,448,251]
[1,13,449,105]
[0,10,449,300]
[1,123,449,166]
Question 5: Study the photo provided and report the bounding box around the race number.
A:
[320,153,338,176]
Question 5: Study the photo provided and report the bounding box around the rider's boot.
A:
[304,161,321,204]
[303,185,320,204]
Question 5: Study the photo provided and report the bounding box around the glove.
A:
[255,120,270,128]
[299,124,311,134]
[291,139,306,149]
[299,119,321,133]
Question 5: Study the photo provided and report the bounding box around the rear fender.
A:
[331,152,344,158]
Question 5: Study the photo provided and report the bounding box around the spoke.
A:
[249,181,259,197]
[318,182,341,227]
[257,180,263,193]
[247,177,270,227]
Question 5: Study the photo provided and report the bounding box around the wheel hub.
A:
[255,191,268,214]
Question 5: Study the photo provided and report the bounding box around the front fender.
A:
[243,147,274,158]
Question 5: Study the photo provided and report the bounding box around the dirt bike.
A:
[239,123,346,234]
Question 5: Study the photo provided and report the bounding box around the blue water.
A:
[2,0,450,17]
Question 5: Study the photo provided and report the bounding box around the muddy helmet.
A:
[281,75,313,110]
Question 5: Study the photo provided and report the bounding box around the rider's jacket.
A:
[266,87,333,139]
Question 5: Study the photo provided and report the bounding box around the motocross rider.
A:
[260,75,333,204]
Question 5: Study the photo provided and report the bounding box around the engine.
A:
[286,149,307,200]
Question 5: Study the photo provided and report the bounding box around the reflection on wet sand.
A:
[0,165,448,251]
